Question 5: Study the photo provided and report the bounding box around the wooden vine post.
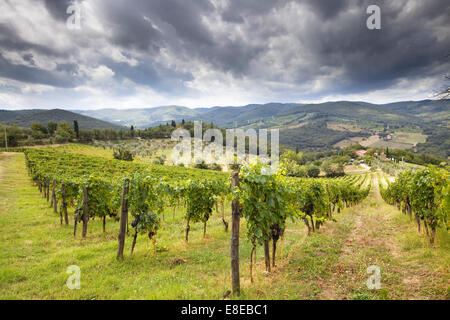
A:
[117,179,129,260]
[46,179,50,202]
[230,172,240,296]
[185,214,191,242]
[52,179,59,222]
[326,183,332,218]
[50,181,54,207]
[61,183,69,225]
[82,187,89,238]
[264,240,271,272]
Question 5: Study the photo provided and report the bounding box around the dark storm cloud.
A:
[0,0,449,104]
[21,53,35,65]
[145,0,215,46]
[99,1,163,52]
[304,0,351,19]
[221,0,282,22]
[0,23,62,57]
[0,54,82,88]
[96,0,265,75]
[94,0,449,93]
[42,0,75,21]
[299,0,450,94]
[102,57,194,93]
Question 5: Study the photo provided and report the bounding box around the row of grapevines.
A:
[237,162,371,279]
[379,166,449,244]
[23,149,229,250]
[23,147,371,269]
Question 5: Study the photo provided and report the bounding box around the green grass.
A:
[367,131,428,151]
[393,131,427,145]
[0,153,448,300]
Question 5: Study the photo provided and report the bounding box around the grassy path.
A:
[0,153,448,299]
[244,173,449,300]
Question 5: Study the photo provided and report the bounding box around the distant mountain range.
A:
[1,99,448,157]
[74,99,448,157]
[0,109,124,130]
[74,100,450,129]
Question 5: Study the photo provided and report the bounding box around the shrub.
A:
[285,164,308,177]
[208,163,223,171]
[194,161,209,169]
[113,149,133,161]
[152,156,165,165]
[307,165,320,178]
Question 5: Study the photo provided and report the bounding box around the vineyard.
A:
[0,148,448,299]
[23,148,370,262]
[379,167,449,244]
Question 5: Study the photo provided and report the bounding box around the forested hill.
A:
[0,109,124,130]
[1,99,448,157]
[76,99,449,129]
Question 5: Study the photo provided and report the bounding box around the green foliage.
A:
[379,166,449,243]
[22,147,371,264]
[73,120,80,139]
[47,121,57,136]
[280,150,303,165]
[128,172,163,237]
[23,148,228,242]
[321,160,345,177]
[182,180,220,225]
[194,161,209,170]
[306,165,320,178]
[76,175,122,221]
[55,122,75,143]
[0,125,26,147]
[280,120,370,150]
[113,149,133,161]
[238,162,291,246]
[152,156,165,165]
[30,123,48,139]
[0,109,124,131]
[416,126,449,159]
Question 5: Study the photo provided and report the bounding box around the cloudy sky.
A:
[0,0,449,109]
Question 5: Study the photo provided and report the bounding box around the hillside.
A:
[1,100,448,157]
[76,100,449,129]
[75,106,208,128]
[0,109,125,130]
[76,99,449,157]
